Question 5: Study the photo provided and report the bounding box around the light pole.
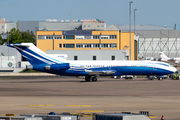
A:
[134,9,137,60]
[129,1,133,60]
[99,33,101,50]
[7,32,9,61]
[134,9,137,34]
[53,33,55,50]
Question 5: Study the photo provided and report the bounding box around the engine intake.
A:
[44,63,70,70]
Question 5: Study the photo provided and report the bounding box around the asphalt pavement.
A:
[0,76,180,120]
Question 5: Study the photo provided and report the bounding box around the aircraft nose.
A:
[171,67,177,73]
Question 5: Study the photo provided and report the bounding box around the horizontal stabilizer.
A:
[161,59,168,61]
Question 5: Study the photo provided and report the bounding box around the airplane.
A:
[7,43,177,82]
[160,52,180,64]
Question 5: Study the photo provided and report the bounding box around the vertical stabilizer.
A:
[159,52,169,61]
[7,43,65,65]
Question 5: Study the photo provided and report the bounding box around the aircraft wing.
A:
[69,67,116,75]
[85,69,116,75]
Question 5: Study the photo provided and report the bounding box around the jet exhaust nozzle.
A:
[44,65,51,70]
[26,65,33,70]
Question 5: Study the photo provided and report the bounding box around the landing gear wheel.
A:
[85,76,90,81]
[148,76,154,80]
[91,76,97,82]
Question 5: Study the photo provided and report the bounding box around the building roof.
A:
[39,22,82,31]
[107,24,174,31]
[18,21,39,33]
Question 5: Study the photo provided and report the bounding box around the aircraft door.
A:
[108,65,111,69]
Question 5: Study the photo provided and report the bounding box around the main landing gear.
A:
[85,76,97,82]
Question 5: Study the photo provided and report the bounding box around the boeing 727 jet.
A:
[8,43,177,81]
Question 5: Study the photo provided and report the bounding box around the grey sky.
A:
[1,0,180,29]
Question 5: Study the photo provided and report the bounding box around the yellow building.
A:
[37,30,137,60]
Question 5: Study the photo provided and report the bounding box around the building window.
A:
[84,44,91,48]
[110,44,117,48]
[110,35,117,39]
[63,44,75,48]
[74,56,78,60]
[76,44,83,48]
[38,35,46,39]
[88,25,90,27]
[84,36,91,39]
[2,26,4,29]
[97,25,99,27]
[54,35,61,39]
[59,44,62,48]
[93,56,96,60]
[76,36,84,39]
[46,36,53,39]
[63,35,75,39]
[101,44,108,48]
[92,44,99,48]
[93,35,100,39]
[84,25,86,27]
[100,36,109,39]
[112,56,115,60]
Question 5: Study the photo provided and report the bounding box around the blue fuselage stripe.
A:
[59,66,173,76]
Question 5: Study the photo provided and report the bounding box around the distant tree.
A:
[0,34,7,45]
[7,28,36,44]
[21,31,36,44]
[0,35,3,45]
[8,28,23,44]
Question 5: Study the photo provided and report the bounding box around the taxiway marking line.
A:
[66,105,91,107]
